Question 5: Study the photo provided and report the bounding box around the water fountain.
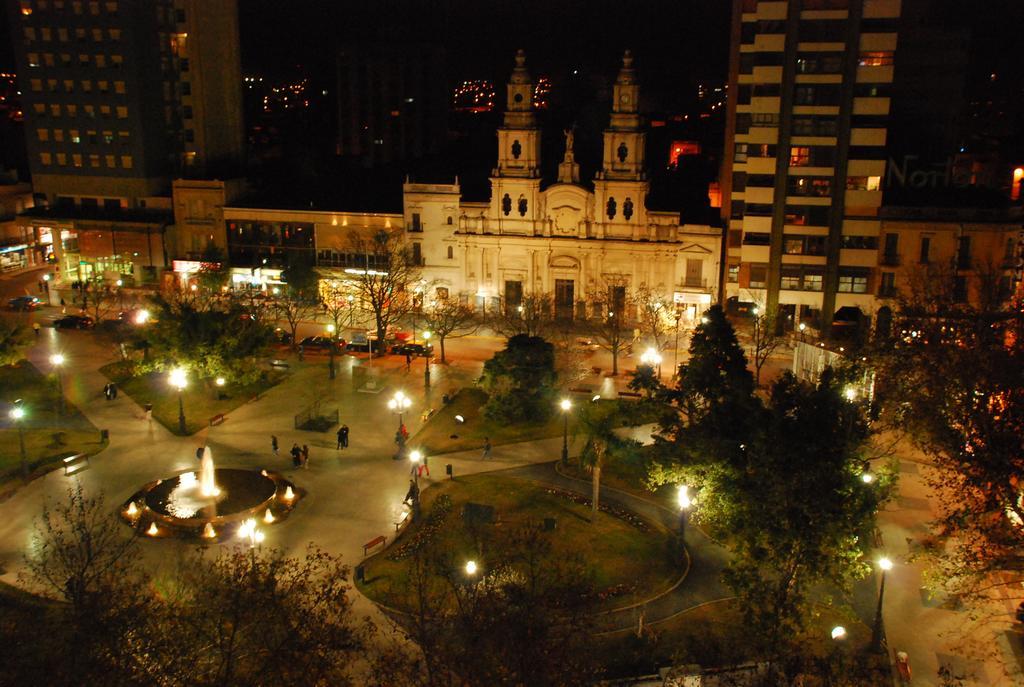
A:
[121,446,301,540]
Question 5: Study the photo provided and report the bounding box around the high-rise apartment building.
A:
[721,0,900,331]
[7,0,244,209]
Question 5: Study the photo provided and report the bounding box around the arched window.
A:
[517,196,528,216]
[446,216,453,225]
[502,194,512,216]
[606,197,617,219]
[447,246,454,259]
[511,140,522,159]
[623,198,634,220]
[617,142,628,163]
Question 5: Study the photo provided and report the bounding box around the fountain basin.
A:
[121,468,301,539]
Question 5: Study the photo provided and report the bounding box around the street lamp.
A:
[409,449,423,488]
[559,398,571,465]
[50,353,65,415]
[871,556,894,651]
[423,330,432,387]
[640,347,663,379]
[10,404,27,478]
[831,625,847,641]
[326,324,337,379]
[464,560,478,576]
[388,391,411,432]
[678,485,692,537]
[169,366,187,434]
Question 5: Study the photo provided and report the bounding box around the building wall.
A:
[8,0,243,206]
[877,214,1020,307]
[722,0,900,331]
[170,177,244,257]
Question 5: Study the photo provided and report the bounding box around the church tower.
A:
[490,50,542,233]
[594,50,648,237]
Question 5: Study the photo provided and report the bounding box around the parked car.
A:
[53,314,95,329]
[298,336,346,353]
[272,328,293,345]
[392,341,434,357]
[346,340,387,354]
[7,295,41,311]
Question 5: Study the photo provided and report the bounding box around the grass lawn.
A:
[100,361,288,436]
[412,387,567,454]
[561,447,658,497]
[412,388,662,456]
[0,362,105,483]
[358,473,678,613]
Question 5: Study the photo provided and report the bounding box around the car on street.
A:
[7,295,42,311]
[391,341,434,357]
[298,336,346,353]
[53,314,95,329]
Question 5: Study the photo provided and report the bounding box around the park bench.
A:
[363,535,386,556]
[270,359,290,369]
[618,391,642,399]
[62,453,89,476]
[209,413,226,427]
[394,510,410,532]
[591,366,602,375]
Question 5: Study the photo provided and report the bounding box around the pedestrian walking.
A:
[340,424,349,448]
[420,453,430,477]
[109,382,118,399]
[482,437,492,460]
[405,352,412,370]
[196,446,204,461]
[302,444,310,469]
[336,427,344,450]
[290,443,301,468]
[144,402,153,425]
[60,297,66,314]
[103,382,112,401]
[403,479,419,506]
[32,322,40,337]
[271,435,279,455]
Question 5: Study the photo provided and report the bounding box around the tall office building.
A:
[721,0,900,331]
[7,0,244,208]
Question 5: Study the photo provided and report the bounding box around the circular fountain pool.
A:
[143,468,277,524]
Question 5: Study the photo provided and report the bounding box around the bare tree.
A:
[489,292,555,339]
[320,279,359,334]
[80,276,117,323]
[347,229,418,346]
[274,296,320,352]
[632,283,673,352]
[421,293,478,363]
[750,304,784,386]
[581,276,632,376]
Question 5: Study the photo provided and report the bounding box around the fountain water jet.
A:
[203,523,217,539]
[199,448,220,497]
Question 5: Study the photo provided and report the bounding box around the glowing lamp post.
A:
[831,625,847,641]
[169,367,188,434]
[871,556,894,651]
[326,324,337,379]
[559,398,571,465]
[464,560,478,576]
[423,331,432,387]
[677,485,692,538]
[10,405,27,478]
[50,353,65,415]
[409,449,423,488]
[640,347,663,379]
[388,391,412,433]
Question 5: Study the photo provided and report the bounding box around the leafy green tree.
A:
[578,400,640,516]
[0,314,31,366]
[194,241,230,294]
[693,372,891,674]
[489,292,555,339]
[144,289,274,385]
[480,334,557,423]
[878,280,1024,601]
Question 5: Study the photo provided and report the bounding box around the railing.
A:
[681,278,708,289]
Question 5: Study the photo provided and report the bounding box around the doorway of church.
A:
[555,279,574,320]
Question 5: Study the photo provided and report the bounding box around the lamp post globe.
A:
[50,354,66,415]
[169,367,188,434]
[10,405,27,478]
[559,398,571,465]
